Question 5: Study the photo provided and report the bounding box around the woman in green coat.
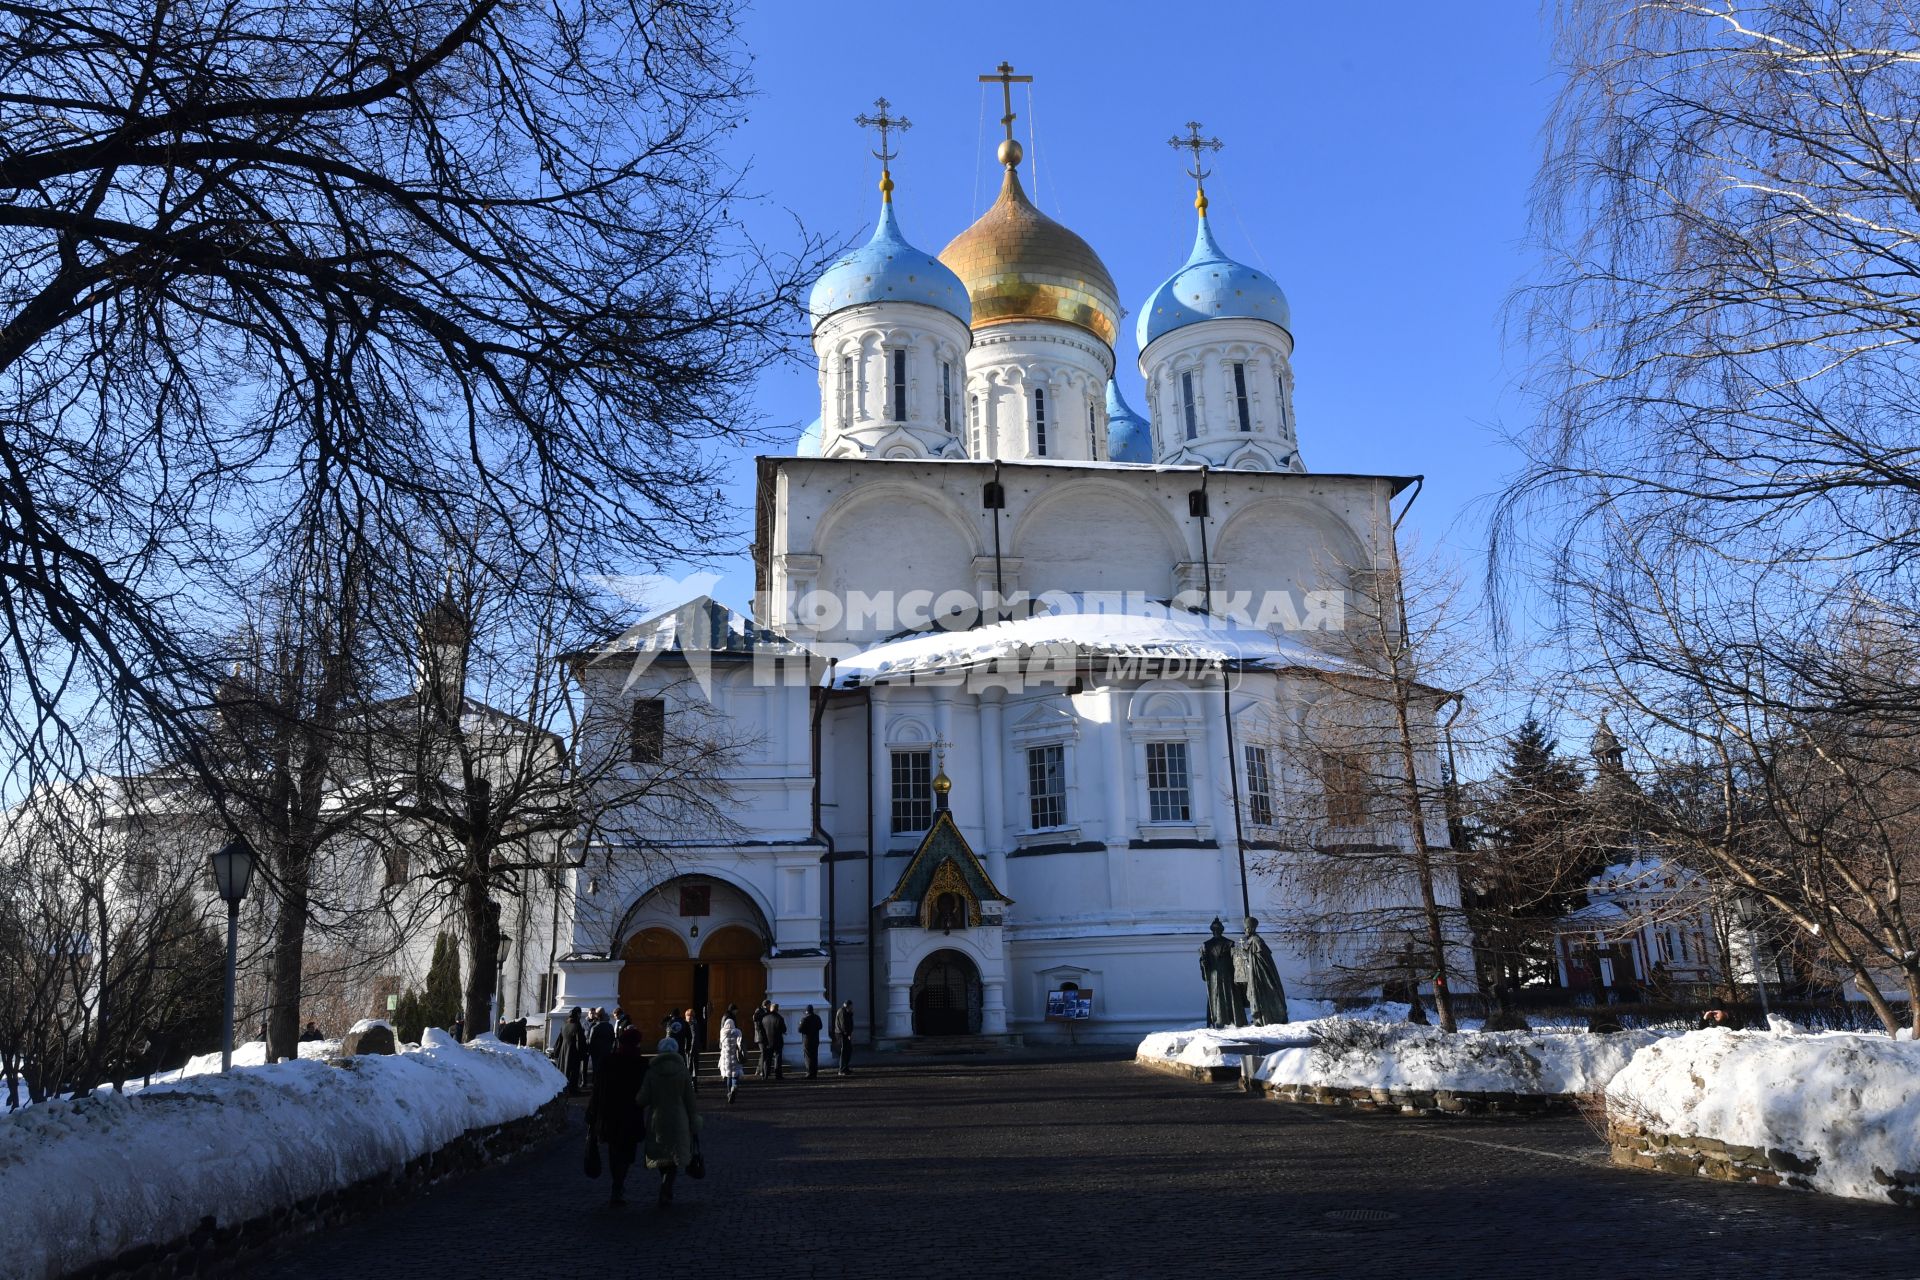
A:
[638,1038,700,1207]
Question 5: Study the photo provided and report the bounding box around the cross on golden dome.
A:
[1169,121,1224,212]
[979,60,1033,169]
[854,97,910,202]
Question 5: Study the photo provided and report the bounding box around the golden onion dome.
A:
[939,166,1120,349]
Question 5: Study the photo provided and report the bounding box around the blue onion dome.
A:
[808,198,970,330]
[1136,209,1291,350]
[796,415,823,457]
[1105,380,1152,463]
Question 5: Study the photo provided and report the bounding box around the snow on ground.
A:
[1139,1006,1656,1095]
[1606,1029,1920,1204]
[0,1035,562,1279]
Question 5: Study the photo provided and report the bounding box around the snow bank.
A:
[0,1038,563,1278]
[1139,1009,1656,1096]
[1257,1020,1657,1095]
[1606,1029,1920,1205]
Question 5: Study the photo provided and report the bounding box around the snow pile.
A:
[0,1037,563,1279]
[1139,1010,1657,1095]
[1258,1019,1658,1095]
[1606,1029,1920,1205]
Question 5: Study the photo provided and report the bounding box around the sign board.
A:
[1046,986,1094,1020]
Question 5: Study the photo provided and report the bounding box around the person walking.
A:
[586,1007,616,1085]
[798,1005,823,1079]
[638,1038,700,1209]
[679,1007,702,1090]
[554,1007,587,1095]
[763,1002,788,1080]
[832,1000,856,1076]
[586,1026,648,1205]
[717,1004,745,1104]
[753,1002,776,1081]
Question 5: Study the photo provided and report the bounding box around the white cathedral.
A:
[550,76,1447,1051]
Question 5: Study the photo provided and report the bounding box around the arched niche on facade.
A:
[1009,479,1185,600]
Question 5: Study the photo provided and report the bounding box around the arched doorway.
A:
[618,928,692,1040]
[700,926,767,1048]
[912,950,982,1037]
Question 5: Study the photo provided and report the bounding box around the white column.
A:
[1203,675,1237,913]
[1103,694,1130,909]
[886,974,914,1038]
[980,688,1007,887]
[982,980,1009,1034]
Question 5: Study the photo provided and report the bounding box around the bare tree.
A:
[1262,543,1482,1031]
[0,0,822,804]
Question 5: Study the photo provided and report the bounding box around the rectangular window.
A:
[1027,744,1067,830]
[1181,371,1198,439]
[1233,362,1252,431]
[1245,743,1274,826]
[1034,387,1048,457]
[629,698,665,763]
[839,355,854,425]
[1276,371,1289,434]
[968,395,982,455]
[1087,401,1098,458]
[942,362,954,432]
[890,349,908,421]
[1145,741,1192,823]
[891,749,933,833]
[1322,750,1369,827]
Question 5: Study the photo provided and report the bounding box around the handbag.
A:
[583,1135,602,1179]
[686,1137,706,1181]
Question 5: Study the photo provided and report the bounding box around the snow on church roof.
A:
[829,596,1358,688]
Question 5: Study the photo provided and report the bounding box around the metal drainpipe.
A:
[1189,466,1252,919]
[811,658,838,1002]
[865,686,877,1046]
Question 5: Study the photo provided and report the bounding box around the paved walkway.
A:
[254,1055,1918,1279]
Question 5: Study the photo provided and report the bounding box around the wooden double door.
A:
[618,924,767,1047]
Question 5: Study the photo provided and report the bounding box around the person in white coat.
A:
[716,1003,746,1104]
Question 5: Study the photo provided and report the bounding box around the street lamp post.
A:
[209,835,258,1072]
[492,934,513,1033]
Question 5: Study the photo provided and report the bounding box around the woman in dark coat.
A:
[586,1026,650,1204]
[554,1007,587,1095]
[638,1038,700,1208]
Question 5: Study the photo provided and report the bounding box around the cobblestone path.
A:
[252,1054,1918,1279]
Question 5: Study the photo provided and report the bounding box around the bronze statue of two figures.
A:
[1200,918,1290,1028]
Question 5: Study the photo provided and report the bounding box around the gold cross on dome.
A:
[979,61,1033,145]
[854,97,910,167]
[1170,121,1224,185]
[855,97,911,201]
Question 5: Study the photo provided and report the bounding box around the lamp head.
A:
[210,835,257,905]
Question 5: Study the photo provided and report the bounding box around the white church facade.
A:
[551,78,1454,1051]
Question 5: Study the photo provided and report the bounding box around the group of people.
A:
[709,998,857,1101]
[582,1025,701,1208]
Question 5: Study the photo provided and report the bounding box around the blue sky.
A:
[692,0,1558,613]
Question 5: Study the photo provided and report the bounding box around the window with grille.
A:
[1027,744,1067,829]
[1034,388,1048,456]
[969,395,982,455]
[839,355,854,425]
[1145,741,1192,822]
[891,749,933,833]
[942,362,954,432]
[1181,371,1198,439]
[890,349,908,421]
[1276,370,1289,434]
[1244,744,1274,826]
[1087,401,1098,458]
[630,698,665,763]
[1233,362,1252,431]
